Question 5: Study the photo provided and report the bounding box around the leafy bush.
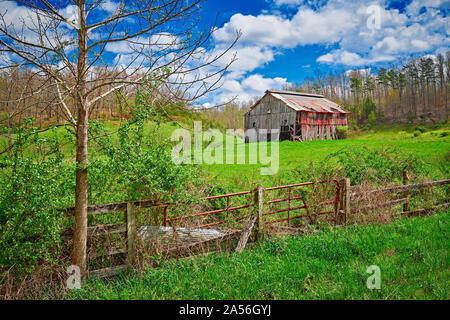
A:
[367,110,377,125]
[0,91,201,275]
[415,126,427,133]
[0,121,72,273]
[440,131,449,138]
[336,126,348,139]
[361,97,376,124]
[322,146,430,185]
[93,92,200,205]
[414,131,421,137]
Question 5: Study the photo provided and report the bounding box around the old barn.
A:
[244,90,348,141]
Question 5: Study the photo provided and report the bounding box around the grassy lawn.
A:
[202,125,450,188]
[67,212,449,300]
[3,121,447,189]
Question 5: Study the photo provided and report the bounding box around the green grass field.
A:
[197,124,450,189]
[3,121,448,300]
[62,123,448,300]
[68,212,449,300]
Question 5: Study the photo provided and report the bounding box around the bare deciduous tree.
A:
[0,0,238,275]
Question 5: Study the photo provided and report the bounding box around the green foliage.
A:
[0,120,73,273]
[361,97,377,124]
[323,146,430,185]
[0,91,201,275]
[440,131,449,138]
[336,126,348,139]
[415,126,427,133]
[204,123,448,188]
[432,120,448,130]
[367,110,377,125]
[92,90,200,204]
[67,213,450,300]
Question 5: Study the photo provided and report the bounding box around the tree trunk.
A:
[72,1,89,277]
[72,106,88,275]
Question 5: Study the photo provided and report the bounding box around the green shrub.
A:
[415,126,427,133]
[440,131,449,138]
[322,146,430,185]
[367,110,377,125]
[0,92,201,275]
[414,131,421,137]
[336,126,348,139]
[0,122,72,273]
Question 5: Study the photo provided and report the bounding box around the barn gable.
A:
[244,90,348,141]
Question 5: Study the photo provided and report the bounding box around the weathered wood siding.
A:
[244,94,348,142]
[244,95,297,140]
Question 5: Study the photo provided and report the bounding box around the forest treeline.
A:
[1,52,449,129]
[206,52,450,129]
[297,52,450,127]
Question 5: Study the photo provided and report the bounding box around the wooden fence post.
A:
[235,215,257,253]
[126,202,136,266]
[403,170,410,215]
[255,187,264,241]
[343,178,350,224]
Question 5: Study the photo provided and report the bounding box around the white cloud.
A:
[272,0,304,6]
[214,6,357,49]
[99,0,122,14]
[2,0,448,106]
[217,46,276,79]
[214,0,449,69]
[214,13,297,48]
[206,73,288,106]
[411,39,431,50]
[317,49,397,66]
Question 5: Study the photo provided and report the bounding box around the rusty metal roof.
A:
[255,90,348,114]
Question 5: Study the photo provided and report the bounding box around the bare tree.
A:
[0,0,238,275]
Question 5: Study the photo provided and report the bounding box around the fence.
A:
[62,174,449,278]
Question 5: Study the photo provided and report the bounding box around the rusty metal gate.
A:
[163,180,341,229]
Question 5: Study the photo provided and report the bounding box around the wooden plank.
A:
[350,179,450,198]
[351,198,409,214]
[255,187,264,241]
[338,178,350,224]
[401,202,449,217]
[344,178,350,224]
[403,170,410,214]
[126,202,137,266]
[139,226,228,247]
[235,215,257,253]
[89,265,127,279]
[61,223,126,240]
[164,230,241,258]
[89,247,126,259]
[65,200,167,216]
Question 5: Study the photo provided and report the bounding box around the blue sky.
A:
[196,0,449,106]
[1,0,449,107]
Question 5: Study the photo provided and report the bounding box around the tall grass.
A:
[66,212,449,300]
